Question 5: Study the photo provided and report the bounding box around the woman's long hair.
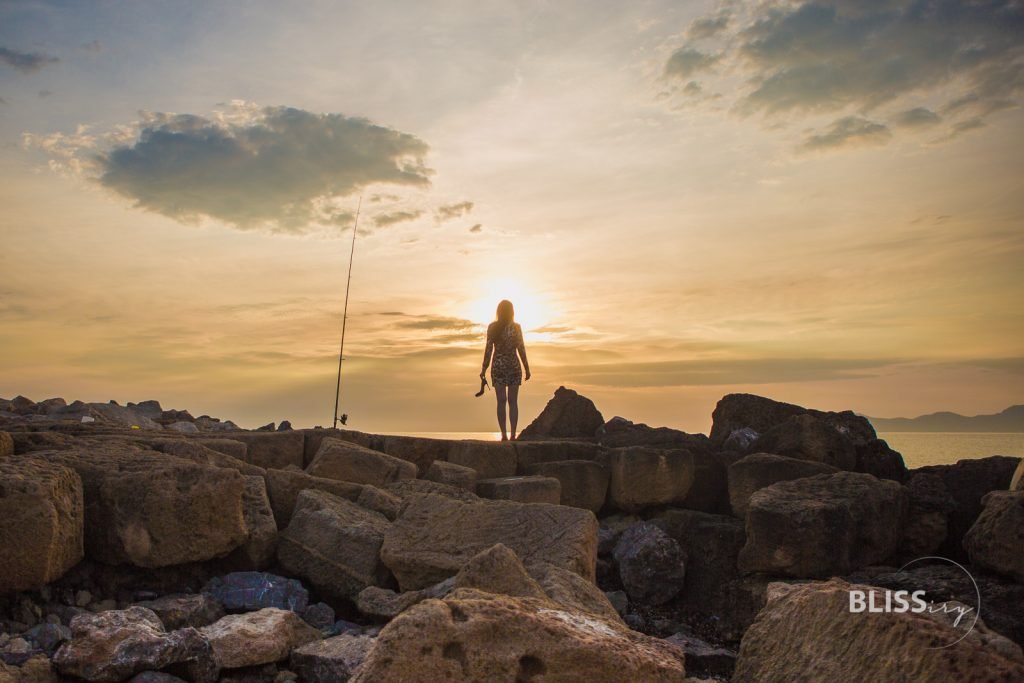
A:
[496,300,515,329]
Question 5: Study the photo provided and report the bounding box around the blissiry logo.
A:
[847,556,980,649]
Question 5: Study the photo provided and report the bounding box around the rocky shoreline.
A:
[1,388,1022,682]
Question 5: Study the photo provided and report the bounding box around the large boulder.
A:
[733,579,1024,682]
[597,416,710,452]
[135,594,225,630]
[225,431,304,470]
[307,438,417,486]
[613,522,686,606]
[476,476,561,504]
[896,472,955,561]
[525,560,624,625]
[518,386,604,440]
[727,453,839,518]
[350,592,687,682]
[0,457,84,592]
[301,428,376,468]
[38,445,247,568]
[278,490,393,600]
[381,493,598,591]
[424,460,477,491]
[520,460,609,512]
[54,607,217,683]
[446,441,517,480]
[221,475,278,571]
[599,447,695,513]
[748,414,857,470]
[378,434,456,474]
[676,449,729,514]
[290,633,375,683]
[264,468,362,529]
[738,472,908,578]
[964,491,1024,582]
[151,439,265,477]
[710,393,876,446]
[854,438,907,482]
[200,608,320,670]
[513,441,604,470]
[915,455,1021,561]
[384,478,480,503]
[451,543,547,600]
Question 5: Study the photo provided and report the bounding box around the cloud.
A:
[373,209,424,227]
[435,200,474,222]
[0,46,59,74]
[469,223,482,233]
[892,107,941,129]
[664,47,719,79]
[665,1,1024,144]
[393,315,477,331]
[801,116,892,151]
[67,104,434,233]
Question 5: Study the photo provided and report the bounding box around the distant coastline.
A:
[868,405,1024,432]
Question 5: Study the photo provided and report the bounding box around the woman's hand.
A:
[525,369,531,381]
[480,370,486,380]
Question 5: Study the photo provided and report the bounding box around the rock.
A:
[0,432,12,458]
[749,414,857,471]
[1012,458,1023,491]
[384,478,480,503]
[264,469,362,529]
[201,608,321,669]
[54,607,217,683]
[10,396,37,414]
[732,579,1024,682]
[277,421,292,432]
[278,490,393,600]
[599,447,695,513]
[167,422,199,434]
[290,633,374,683]
[738,472,908,578]
[451,543,548,599]
[301,603,335,631]
[1,637,32,666]
[221,476,278,571]
[38,445,247,568]
[613,522,686,606]
[0,457,84,592]
[128,401,164,419]
[24,623,72,655]
[193,416,238,432]
[476,475,561,504]
[964,490,1024,582]
[17,654,59,683]
[853,438,907,482]
[9,431,74,454]
[135,594,225,630]
[381,493,598,591]
[229,432,305,470]
[355,581,456,621]
[664,632,735,680]
[606,590,628,615]
[76,590,93,608]
[722,427,759,452]
[445,441,517,480]
[525,560,624,625]
[256,423,276,432]
[520,460,609,512]
[350,592,687,682]
[376,434,454,474]
[196,439,248,461]
[727,452,839,518]
[203,573,309,613]
[518,386,605,440]
[916,455,1021,560]
[127,673,188,683]
[710,393,877,447]
[159,409,195,425]
[597,417,711,452]
[677,449,729,514]
[153,439,265,477]
[424,460,477,491]
[307,439,417,486]
[896,472,954,561]
[513,441,605,470]
[355,485,401,521]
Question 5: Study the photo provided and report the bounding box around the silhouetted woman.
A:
[480,299,530,440]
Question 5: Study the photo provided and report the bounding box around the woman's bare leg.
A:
[508,384,520,440]
[495,385,508,441]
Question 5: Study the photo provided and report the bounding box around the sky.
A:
[1,0,1022,433]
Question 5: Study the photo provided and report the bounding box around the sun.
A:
[464,277,549,331]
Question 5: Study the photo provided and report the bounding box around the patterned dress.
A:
[484,321,525,387]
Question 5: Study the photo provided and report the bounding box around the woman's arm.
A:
[517,324,531,380]
[481,325,494,378]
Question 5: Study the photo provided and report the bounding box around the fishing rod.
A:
[333,194,363,430]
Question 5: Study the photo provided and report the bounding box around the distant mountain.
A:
[868,405,1024,432]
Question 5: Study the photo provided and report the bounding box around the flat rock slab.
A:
[307,439,417,487]
[350,593,686,682]
[264,469,362,529]
[476,476,561,505]
[964,491,1024,582]
[733,579,1024,682]
[0,456,84,592]
[599,447,695,513]
[290,633,375,683]
[446,441,517,480]
[728,452,838,518]
[424,460,477,491]
[520,460,609,512]
[135,594,225,630]
[278,490,393,600]
[381,493,598,591]
[226,432,305,470]
[513,441,605,470]
[200,608,321,670]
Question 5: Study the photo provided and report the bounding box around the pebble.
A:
[75,590,92,608]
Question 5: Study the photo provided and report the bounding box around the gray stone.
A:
[203,572,309,613]
[613,522,686,606]
[290,634,375,683]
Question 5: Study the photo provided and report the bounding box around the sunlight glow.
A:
[464,277,551,331]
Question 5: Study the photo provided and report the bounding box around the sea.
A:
[380,431,1024,470]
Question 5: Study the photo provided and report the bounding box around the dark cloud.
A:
[469,223,482,233]
[394,315,477,331]
[892,107,941,128]
[435,200,474,221]
[373,209,424,227]
[801,116,891,151]
[0,46,59,74]
[664,47,719,79]
[94,106,432,232]
[667,1,1024,143]
[688,12,731,40]
[370,193,400,203]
